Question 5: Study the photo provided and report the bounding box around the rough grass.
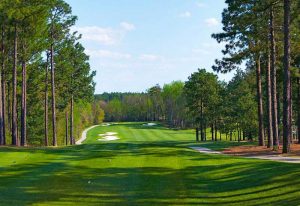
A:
[0,122,300,205]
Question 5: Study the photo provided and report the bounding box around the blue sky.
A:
[65,0,232,94]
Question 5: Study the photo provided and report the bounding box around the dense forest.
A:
[98,0,300,154]
[0,0,103,147]
[0,0,299,155]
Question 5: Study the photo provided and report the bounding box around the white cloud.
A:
[196,2,206,8]
[86,49,132,59]
[179,11,192,18]
[74,22,135,46]
[120,22,136,31]
[74,26,120,45]
[204,18,220,27]
[139,54,163,61]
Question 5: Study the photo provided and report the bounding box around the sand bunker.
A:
[98,132,119,141]
[99,132,118,136]
[143,123,157,126]
[98,136,120,141]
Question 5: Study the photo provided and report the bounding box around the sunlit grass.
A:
[0,122,299,205]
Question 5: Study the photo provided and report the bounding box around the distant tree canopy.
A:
[97,69,260,143]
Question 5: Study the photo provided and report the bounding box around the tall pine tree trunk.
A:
[7,81,11,134]
[1,23,5,145]
[12,24,18,146]
[270,6,279,149]
[50,42,57,146]
[211,123,214,141]
[0,65,2,146]
[267,50,273,148]
[0,24,4,145]
[2,70,5,145]
[214,121,217,141]
[204,122,207,141]
[297,77,300,144]
[283,0,291,153]
[65,111,68,145]
[44,55,49,146]
[200,100,204,141]
[256,55,265,146]
[70,95,74,145]
[21,60,26,146]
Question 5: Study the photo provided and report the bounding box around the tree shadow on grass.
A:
[1,161,300,205]
[1,140,300,205]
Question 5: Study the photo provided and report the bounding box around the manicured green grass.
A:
[0,122,300,205]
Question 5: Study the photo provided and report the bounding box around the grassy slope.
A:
[0,122,299,205]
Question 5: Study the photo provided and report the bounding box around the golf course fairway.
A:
[1,122,300,205]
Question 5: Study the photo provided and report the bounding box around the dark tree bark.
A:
[277,90,281,141]
[200,100,204,141]
[50,42,57,146]
[20,60,26,146]
[7,81,10,134]
[44,55,49,146]
[2,70,5,145]
[65,111,68,145]
[256,55,265,146]
[204,122,207,141]
[196,127,199,142]
[267,50,273,148]
[283,0,291,153]
[0,24,4,145]
[12,24,18,146]
[70,95,74,145]
[270,6,279,149]
[0,76,2,145]
[211,124,214,141]
[249,132,253,141]
[214,121,217,141]
[297,77,300,144]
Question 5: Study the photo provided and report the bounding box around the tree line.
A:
[98,0,300,154]
[96,81,192,128]
[97,69,259,141]
[0,0,103,147]
[212,0,299,153]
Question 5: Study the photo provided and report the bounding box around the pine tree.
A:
[282,0,292,153]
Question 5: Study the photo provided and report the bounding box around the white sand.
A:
[98,132,120,141]
[190,147,300,164]
[101,123,111,127]
[143,123,157,126]
[76,125,99,145]
[76,124,119,145]
[98,136,120,141]
[106,132,118,135]
[99,132,118,136]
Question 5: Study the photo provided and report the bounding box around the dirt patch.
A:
[223,144,300,157]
